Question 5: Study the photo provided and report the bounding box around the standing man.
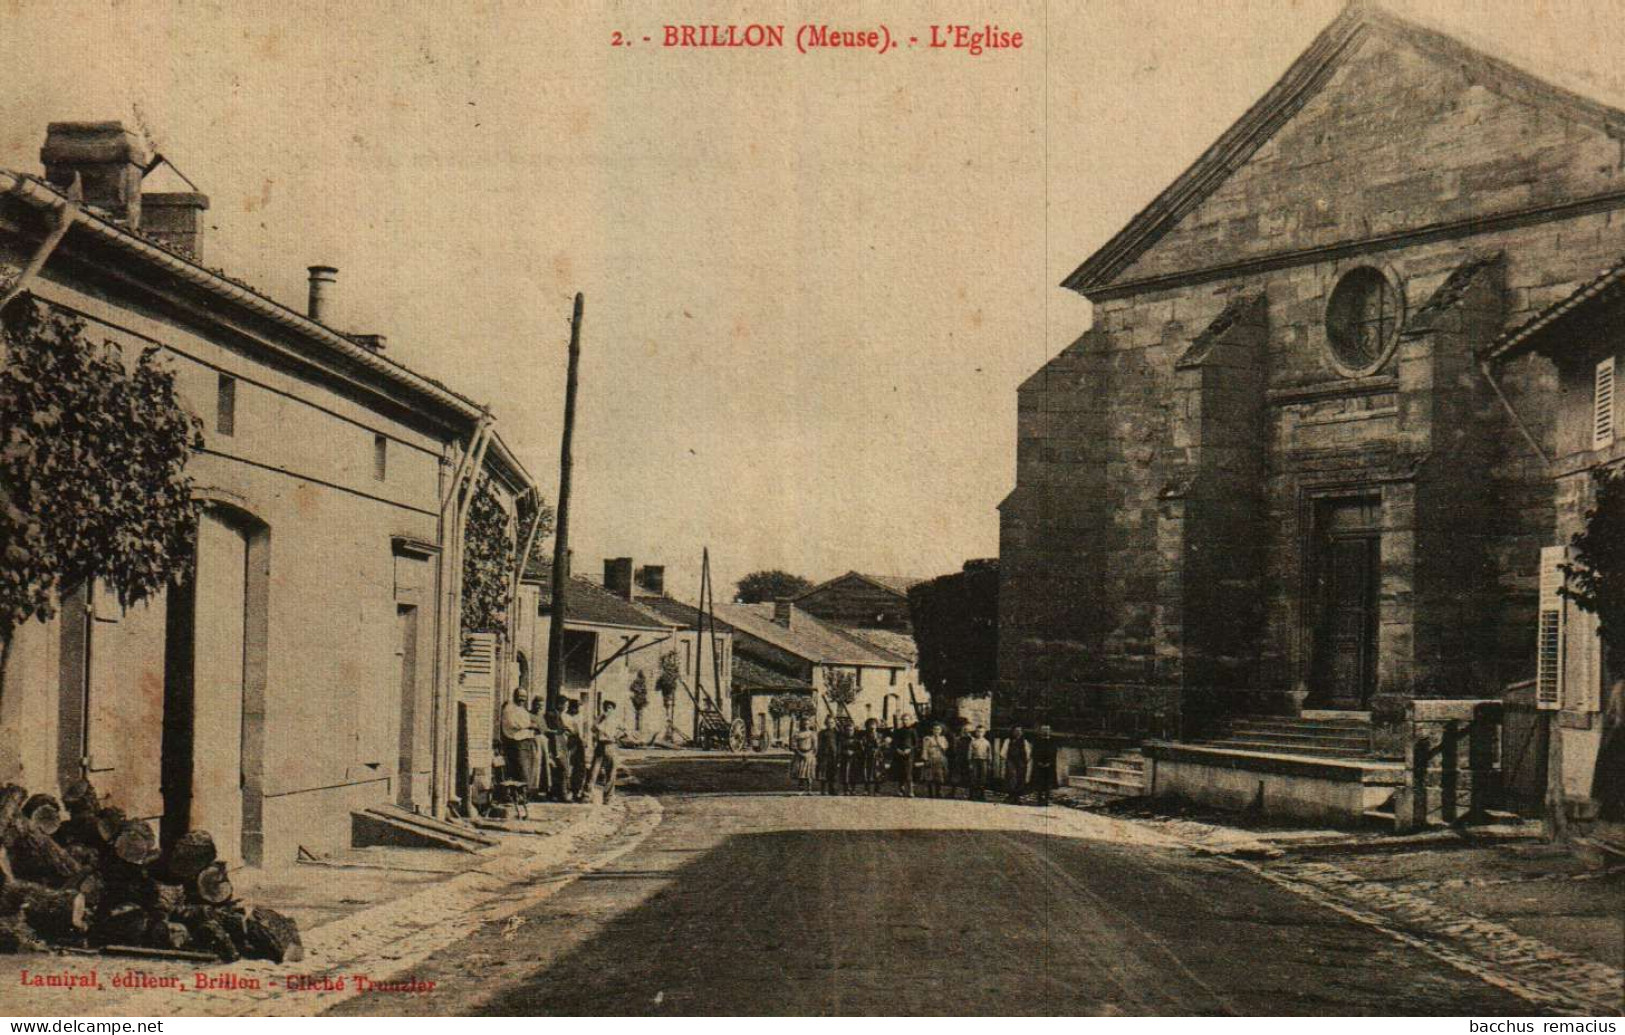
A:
[588,700,622,803]
[1030,725,1059,806]
[816,715,842,796]
[967,726,991,801]
[1004,726,1030,805]
[544,702,571,802]
[527,696,551,799]
[891,715,919,798]
[565,698,589,802]
[500,688,539,797]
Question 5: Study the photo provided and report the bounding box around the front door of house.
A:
[1311,498,1381,709]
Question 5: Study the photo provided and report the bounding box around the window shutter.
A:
[459,633,499,767]
[1594,357,1616,449]
[1536,546,1570,711]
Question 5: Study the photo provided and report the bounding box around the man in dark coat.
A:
[891,716,919,797]
[1030,724,1059,806]
[1004,726,1030,805]
[816,715,842,796]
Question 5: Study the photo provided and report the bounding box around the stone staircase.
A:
[1067,750,1147,798]
[1194,714,1374,759]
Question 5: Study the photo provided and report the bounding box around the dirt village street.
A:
[303,756,1618,1018]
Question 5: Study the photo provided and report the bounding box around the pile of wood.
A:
[0,780,302,963]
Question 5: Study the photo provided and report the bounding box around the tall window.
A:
[1595,356,1616,450]
[373,434,388,481]
[216,374,236,437]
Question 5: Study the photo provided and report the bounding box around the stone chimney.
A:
[140,192,209,260]
[41,122,146,226]
[635,565,665,597]
[773,599,794,629]
[307,265,338,324]
[603,557,634,600]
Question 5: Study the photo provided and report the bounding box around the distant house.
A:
[716,601,921,730]
[795,572,924,633]
[518,558,737,745]
[731,656,814,746]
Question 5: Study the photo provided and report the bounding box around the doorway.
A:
[161,505,269,866]
[1310,496,1381,709]
[396,604,419,808]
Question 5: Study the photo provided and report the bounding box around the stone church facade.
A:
[997,2,1625,737]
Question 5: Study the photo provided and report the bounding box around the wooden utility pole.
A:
[545,293,584,712]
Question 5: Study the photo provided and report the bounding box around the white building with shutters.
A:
[0,121,538,866]
[1487,258,1625,835]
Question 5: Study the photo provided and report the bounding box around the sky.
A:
[4,0,1625,600]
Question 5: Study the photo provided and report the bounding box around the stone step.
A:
[1222,727,1372,748]
[1196,738,1375,759]
[1089,765,1145,782]
[1068,775,1145,796]
[1226,720,1372,737]
[1103,754,1146,767]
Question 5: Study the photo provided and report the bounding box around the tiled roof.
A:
[731,656,812,692]
[1487,253,1625,361]
[635,596,737,634]
[797,571,926,601]
[529,572,674,631]
[715,602,906,668]
[832,626,917,664]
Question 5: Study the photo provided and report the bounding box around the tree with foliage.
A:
[628,670,650,730]
[768,693,816,721]
[0,297,202,695]
[1565,467,1625,669]
[825,669,858,713]
[734,569,813,604]
[908,559,999,716]
[461,475,517,634]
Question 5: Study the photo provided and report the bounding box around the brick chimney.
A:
[307,265,338,324]
[773,599,794,628]
[140,192,209,260]
[41,122,146,226]
[603,557,634,600]
[635,565,665,597]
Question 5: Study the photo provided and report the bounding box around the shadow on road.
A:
[461,823,1533,1017]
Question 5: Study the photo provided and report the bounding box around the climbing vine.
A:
[1565,466,1625,669]
[0,297,201,661]
[461,475,516,634]
[656,650,681,705]
[825,669,858,713]
[768,693,816,721]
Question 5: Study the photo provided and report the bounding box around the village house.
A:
[716,600,920,732]
[794,572,923,695]
[1485,258,1625,840]
[997,2,1625,821]
[0,121,537,865]
[517,558,735,747]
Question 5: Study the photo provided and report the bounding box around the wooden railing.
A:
[1394,701,1503,832]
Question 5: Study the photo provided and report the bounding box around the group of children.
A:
[788,715,1061,804]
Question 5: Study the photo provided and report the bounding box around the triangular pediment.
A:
[1064,1,1625,298]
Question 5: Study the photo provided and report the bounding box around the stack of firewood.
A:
[0,780,302,963]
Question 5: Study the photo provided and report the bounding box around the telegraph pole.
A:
[545,293,584,712]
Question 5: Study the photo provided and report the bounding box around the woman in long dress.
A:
[920,722,951,799]
[790,717,818,794]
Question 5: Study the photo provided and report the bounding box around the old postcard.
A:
[0,0,1621,1021]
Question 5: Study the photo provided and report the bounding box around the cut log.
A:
[143,882,185,915]
[112,820,159,866]
[163,831,217,883]
[20,795,62,838]
[149,921,191,951]
[242,906,303,963]
[0,914,45,953]
[1,881,88,940]
[0,844,12,883]
[22,887,87,940]
[8,824,82,885]
[89,903,150,947]
[94,807,128,845]
[63,844,100,871]
[182,914,240,962]
[60,779,99,818]
[0,784,27,843]
[73,872,103,915]
[193,861,233,905]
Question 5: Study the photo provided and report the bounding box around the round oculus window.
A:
[1325,267,1402,376]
